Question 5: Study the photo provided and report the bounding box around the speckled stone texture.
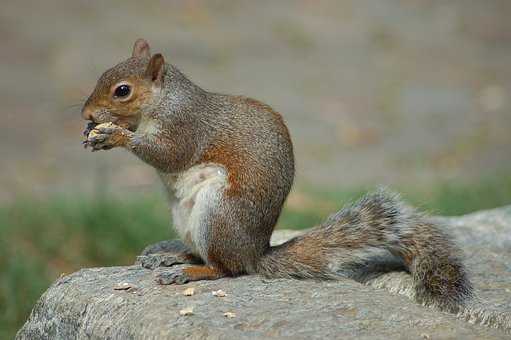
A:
[16,206,511,339]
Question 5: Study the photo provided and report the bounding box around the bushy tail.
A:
[256,189,472,312]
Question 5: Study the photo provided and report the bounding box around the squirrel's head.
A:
[81,39,165,131]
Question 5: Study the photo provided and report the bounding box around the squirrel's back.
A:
[199,94,295,229]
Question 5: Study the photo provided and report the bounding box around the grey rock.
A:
[16,206,511,339]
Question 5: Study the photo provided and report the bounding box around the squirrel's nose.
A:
[81,106,95,121]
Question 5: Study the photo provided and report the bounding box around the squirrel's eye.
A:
[114,84,131,98]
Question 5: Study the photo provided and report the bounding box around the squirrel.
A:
[82,39,472,312]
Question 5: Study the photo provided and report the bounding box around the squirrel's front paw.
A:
[84,122,132,151]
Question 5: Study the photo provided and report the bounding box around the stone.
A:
[16,206,511,339]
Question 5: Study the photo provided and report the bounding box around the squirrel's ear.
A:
[132,38,151,58]
[145,53,165,84]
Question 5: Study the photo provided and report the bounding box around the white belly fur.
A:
[159,164,228,260]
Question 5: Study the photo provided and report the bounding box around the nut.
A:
[88,122,116,138]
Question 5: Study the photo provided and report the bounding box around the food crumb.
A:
[223,312,236,318]
[179,307,194,316]
[183,287,195,296]
[212,289,226,297]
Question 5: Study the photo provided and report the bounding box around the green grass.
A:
[1,175,511,338]
[0,194,170,340]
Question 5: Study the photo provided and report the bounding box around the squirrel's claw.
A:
[82,122,99,149]
[89,135,107,143]
[85,134,107,151]
[83,122,98,137]
[83,123,131,151]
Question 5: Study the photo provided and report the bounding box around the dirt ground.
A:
[1,0,510,201]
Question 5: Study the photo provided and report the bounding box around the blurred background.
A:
[1,0,511,337]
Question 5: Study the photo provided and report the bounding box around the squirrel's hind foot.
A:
[155,265,227,285]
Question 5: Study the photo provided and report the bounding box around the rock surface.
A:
[17,206,511,339]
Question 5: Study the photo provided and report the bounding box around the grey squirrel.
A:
[82,39,472,312]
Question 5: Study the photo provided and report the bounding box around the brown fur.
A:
[182,265,226,281]
[201,143,247,197]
